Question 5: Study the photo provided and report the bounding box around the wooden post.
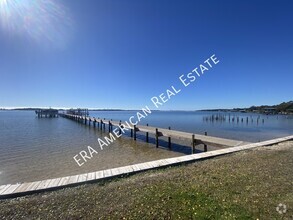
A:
[204,132,207,152]
[155,128,159,148]
[168,126,171,150]
[146,123,149,143]
[130,128,133,137]
[100,120,103,130]
[119,121,122,135]
[192,134,195,154]
[108,121,111,133]
[134,125,137,140]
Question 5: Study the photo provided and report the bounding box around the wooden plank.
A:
[117,167,129,175]
[1,184,21,195]
[78,174,87,183]
[175,155,195,162]
[131,164,141,172]
[13,182,32,193]
[0,185,11,194]
[47,178,61,188]
[156,159,169,166]
[123,165,134,173]
[148,161,162,168]
[164,158,180,165]
[68,175,79,184]
[87,172,96,181]
[103,169,112,178]
[110,168,123,176]
[26,181,41,191]
[95,171,104,179]
[58,176,70,186]
[145,161,156,168]
[136,162,153,170]
[37,179,52,190]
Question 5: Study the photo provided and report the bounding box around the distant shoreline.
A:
[0,100,292,115]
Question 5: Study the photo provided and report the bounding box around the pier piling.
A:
[146,124,149,143]
[155,128,159,148]
[168,127,171,150]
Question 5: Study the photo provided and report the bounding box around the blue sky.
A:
[0,0,292,110]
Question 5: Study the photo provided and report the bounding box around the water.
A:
[90,110,293,142]
[0,110,292,185]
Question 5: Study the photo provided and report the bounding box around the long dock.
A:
[60,113,249,152]
[0,135,292,199]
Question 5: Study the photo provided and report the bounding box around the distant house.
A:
[263,108,277,114]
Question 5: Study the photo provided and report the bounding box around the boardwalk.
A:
[61,113,249,153]
[0,135,292,199]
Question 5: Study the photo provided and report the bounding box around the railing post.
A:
[168,126,171,150]
[134,125,137,140]
[156,128,159,148]
[192,134,195,154]
[119,121,122,135]
[146,123,149,143]
[204,132,208,152]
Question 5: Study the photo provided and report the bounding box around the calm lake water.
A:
[0,110,292,185]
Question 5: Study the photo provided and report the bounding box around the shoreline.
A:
[0,140,292,219]
[1,135,292,200]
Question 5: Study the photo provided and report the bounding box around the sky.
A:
[0,0,292,110]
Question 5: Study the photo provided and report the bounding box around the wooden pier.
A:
[60,113,249,153]
[0,135,292,199]
[35,109,58,118]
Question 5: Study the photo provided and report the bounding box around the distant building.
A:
[263,108,277,114]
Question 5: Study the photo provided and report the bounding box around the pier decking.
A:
[60,113,249,152]
[0,135,292,199]
[35,109,58,118]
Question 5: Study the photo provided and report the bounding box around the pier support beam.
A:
[192,134,196,154]
[119,121,122,135]
[204,132,208,152]
[146,124,149,143]
[168,126,171,150]
[134,125,137,140]
[155,128,159,148]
